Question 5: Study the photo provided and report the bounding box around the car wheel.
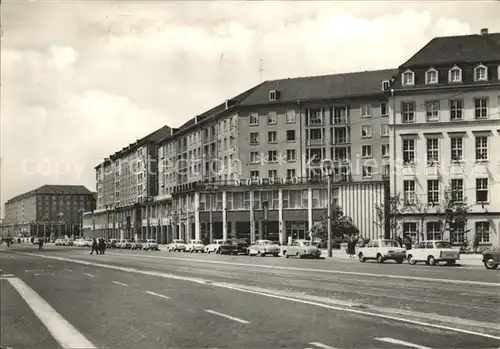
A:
[376,254,384,263]
[484,256,498,270]
[428,255,437,266]
[396,258,404,264]
[358,253,366,263]
[407,254,417,265]
[446,260,456,266]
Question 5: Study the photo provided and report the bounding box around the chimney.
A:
[194,115,198,124]
[480,28,488,35]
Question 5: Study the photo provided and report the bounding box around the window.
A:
[269,90,277,101]
[361,125,372,138]
[286,110,296,123]
[268,111,277,125]
[426,68,438,84]
[476,178,488,203]
[454,224,466,244]
[425,101,440,121]
[268,170,277,178]
[381,144,390,157]
[286,149,296,162]
[474,64,488,81]
[401,102,416,123]
[308,109,323,125]
[381,124,390,137]
[474,98,488,119]
[249,113,259,125]
[361,145,372,158]
[427,180,439,204]
[286,130,296,142]
[361,104,372,118]
[268,131,277,143]
[402,139,415,164]
[403,222,418,242]
[402,70,415,86]
[426,222,442,241]
[268,150,278,163]
[380,102,388,116]
[475,136,488,161]
[476,221,490,243]
[426,138,439,164]
[362,166,372,178]
[449,66,462,83]
[250,151,260,164]
[451,179,464,203]
[449,100,463,120]
[404,180,416,204]
[333,106,348,124]
[287,169,296,178]
[250,170,260,179]
[382,80,391,91]
[450,137,463,161]
[249,132,259,145]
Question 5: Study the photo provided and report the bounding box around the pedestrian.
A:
[99,238,106,254]
[396,235,403,248]
[90,238,99,255]
[347,237,354,258]
[38,238,44,251]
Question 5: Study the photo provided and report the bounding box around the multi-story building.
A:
[3,185,95,237]
[84,125,173,238]
[132,69,396,245]
[390,28,500,247]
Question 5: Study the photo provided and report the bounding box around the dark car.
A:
[229,238,249,255]
[218,240,237,255]
[482,247,500,270]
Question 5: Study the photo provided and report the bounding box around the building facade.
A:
[390,28,500,247]
[3,185,95,237]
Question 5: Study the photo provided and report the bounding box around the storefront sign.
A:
[234,177,301,186]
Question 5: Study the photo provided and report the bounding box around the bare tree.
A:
[405,195,432,243]
[437,185,471,244]
[374,192,408,239]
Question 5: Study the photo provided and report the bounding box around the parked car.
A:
[108,239,119,248]
[406,240,460,266]
[168,239,186,252]
[54,238,64,246]
[247,240,280,257]
[357,239,406,264]
[117,239,133,249]
[143,239,159,251]
[482,247,500,270]
[217,240,237,255]
[204,239,226,254]
[131,240,145,250]
[229,238,249,255]
[186,239,205,253]
[282,239,321,259]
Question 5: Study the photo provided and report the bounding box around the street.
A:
[1,245,500,349]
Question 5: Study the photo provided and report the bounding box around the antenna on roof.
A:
[259,58,264,83]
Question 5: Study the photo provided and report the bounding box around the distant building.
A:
[3,185,96,237]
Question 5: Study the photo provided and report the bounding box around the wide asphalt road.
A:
[1,244,499,349]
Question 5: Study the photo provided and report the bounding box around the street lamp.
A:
[205,184,218,244]
[324,162,333,258]
[78,209,85,238]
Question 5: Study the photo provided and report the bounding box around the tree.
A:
[310,205,359,242]
[406,195,431,243]
[436,185,471,244]
[374,193,408,239]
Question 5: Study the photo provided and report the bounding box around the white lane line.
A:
[112,281,128,287]
[34,273,55,276]
[145,290,170,299]
[48,264,54,268]
[64,269,73,272]
[309,342,339,349]
[19,252,500,341]
[83,273,95,278]
[2,274,15,277]
[204,309,250,324]
[25,269,44,273]
[375,338,431,349]
[6,277,96,348]
[106,253,499,287]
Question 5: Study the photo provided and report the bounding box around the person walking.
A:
[90,238,99,255]
[38,238,44,251]
[99,238,106,255]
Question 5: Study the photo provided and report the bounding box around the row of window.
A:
[403,221,491,243]
[402,64,499,86]
[403,178,490,205]
[402,135,489,164]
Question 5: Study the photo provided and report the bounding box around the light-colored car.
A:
[168,239,186,252]
[63,239,74,246]
[118,239,133,249]
[186,240,205,253]
[55,238,64,246]
[357,239,406,264]
[204,239,226,254]
[407,240,460,266]
[282,239,321,259]
[482,247,500,270]
[143,239,159,251]
[247,240,280,257]
[74,239,87,247]
[131,240,145,250]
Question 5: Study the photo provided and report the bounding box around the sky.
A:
[1,1,500,217]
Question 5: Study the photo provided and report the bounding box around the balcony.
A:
[306,138,324,146]
[332,136,350,145]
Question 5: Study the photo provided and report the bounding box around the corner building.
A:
[390,28,500,247]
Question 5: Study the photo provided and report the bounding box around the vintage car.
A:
[217,240,238,255]
[186,239,205,253]
[247,240,280,257]
[482,247,500,270]
[229,238,249,255]
[142,239,159,251]
[357,239,406,264]
[204,239,226,254]
[406,240,460,266]
[131,240,145,250]
[282,239,321,259]
[168,239,186,252]
[118,239,133,249]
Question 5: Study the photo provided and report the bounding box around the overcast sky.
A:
[1,1,499,216]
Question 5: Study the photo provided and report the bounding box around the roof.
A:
[400,32,500,68]
[5,185,94,204]
[238,69,398,106]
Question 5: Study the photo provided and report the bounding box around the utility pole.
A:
[324,162,333,257]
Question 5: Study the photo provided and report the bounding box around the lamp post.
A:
[205,184,218,244]
[78,209,85,238]
[324,162,333,258]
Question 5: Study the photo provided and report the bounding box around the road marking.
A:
[106,253,500,287]
[375,338,431,349]
[83,273,95,278]
[25,269,44,273]
[145,290,170,299]
[64,269,73,272]
[204,309,250,324]
[6,277,96,348]
[34,273,55,276]
[1,274,15,277]
[48,265,54,268]
[309,342,339,349]
[112,281,128,287]
[19,252,500,340]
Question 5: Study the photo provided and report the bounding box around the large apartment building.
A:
[3,185,95,237]
[390,28,500,247]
